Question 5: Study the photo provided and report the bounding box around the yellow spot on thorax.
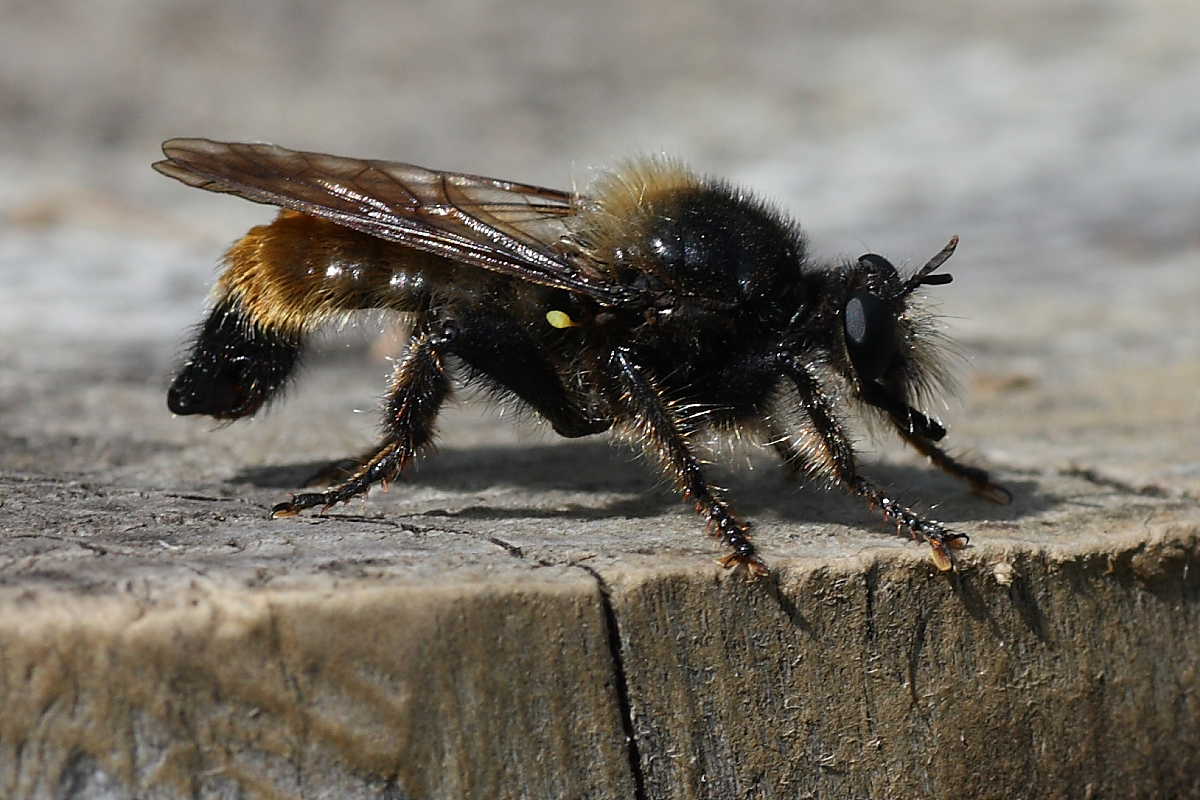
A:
[546,310,579,329]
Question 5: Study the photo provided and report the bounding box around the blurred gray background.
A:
[1,0,1197,550]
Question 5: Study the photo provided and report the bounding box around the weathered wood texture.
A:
[1,573,636,798]
[2,467,1197,798]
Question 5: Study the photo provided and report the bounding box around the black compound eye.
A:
[844,293,897,382]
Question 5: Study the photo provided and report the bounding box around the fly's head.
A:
[835,237,961,440]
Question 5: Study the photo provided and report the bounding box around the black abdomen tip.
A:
[168,299,300,420]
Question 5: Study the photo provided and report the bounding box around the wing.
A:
[153,138,634,305]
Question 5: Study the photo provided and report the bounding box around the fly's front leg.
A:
[892,426,1012,505]
[271,322,452,516]
[860,382,1011,504]
[612,348,768,577]
[777,354,969,571]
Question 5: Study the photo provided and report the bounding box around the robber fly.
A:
[154,138,1010,576]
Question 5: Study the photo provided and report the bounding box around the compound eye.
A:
[844,293,897,381]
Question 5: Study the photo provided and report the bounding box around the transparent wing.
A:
[153,138,633,304]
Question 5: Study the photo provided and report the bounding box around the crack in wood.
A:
[572,563,649,800]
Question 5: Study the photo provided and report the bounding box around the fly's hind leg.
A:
[272,322,451,516]
[299,443,388,488]
[300,309,611,491]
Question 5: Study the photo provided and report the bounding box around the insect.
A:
[154,138,1010,576]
